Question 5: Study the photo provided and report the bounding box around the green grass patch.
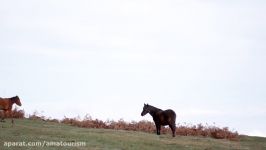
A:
[0,119,265,150]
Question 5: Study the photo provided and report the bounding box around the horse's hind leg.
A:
[1,111,6,122]
[0,117,4,122]
[169,124,176,137]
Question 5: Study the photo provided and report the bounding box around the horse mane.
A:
[148,104,162,111]
[10,96,18,102]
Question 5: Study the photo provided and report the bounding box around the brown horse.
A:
[141,103,176,137]
[0,96,22,125]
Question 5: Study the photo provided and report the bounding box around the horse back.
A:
[155,109,176,126]
[163,109,176,120]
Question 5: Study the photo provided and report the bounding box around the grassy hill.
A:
[0,119,266,150]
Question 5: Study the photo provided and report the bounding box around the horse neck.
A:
[10,97,17,106]
[148,106,162,117]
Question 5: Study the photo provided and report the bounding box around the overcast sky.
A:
[1,0,266,137]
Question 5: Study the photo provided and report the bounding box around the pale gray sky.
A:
[1,0,266,137]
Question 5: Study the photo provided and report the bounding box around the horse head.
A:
[141,103,150,116]
[14,96,22,106]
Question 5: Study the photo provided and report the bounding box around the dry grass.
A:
[61,115,239,140]
[0,107,25,118]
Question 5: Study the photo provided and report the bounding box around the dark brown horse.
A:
[141,103,176,137]
[0,96,22,125]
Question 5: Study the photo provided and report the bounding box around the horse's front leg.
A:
[9,111,14,126]
[7,110,14,126]
[155,123,161,135]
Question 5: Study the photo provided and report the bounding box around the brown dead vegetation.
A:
[2,109,239,140]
